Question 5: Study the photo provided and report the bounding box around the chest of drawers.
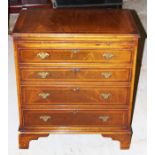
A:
[12,9,140,149]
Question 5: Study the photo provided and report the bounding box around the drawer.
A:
[20,67,131,82]
[18,49,132,63]
[17,41,134,50]
[22,109,128,127]
[22,86,129,105]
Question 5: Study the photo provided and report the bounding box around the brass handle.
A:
[38,72,49,78]
[71,49,79,54]
[99,116,109,122]
[71,68,80,73]
[40,115,51,122]
[38,92,50,99]
[101,72,112,78]
[102,53,114,60]
[72,87,80,92]
[101,93,111,100]
[37,52,49,59]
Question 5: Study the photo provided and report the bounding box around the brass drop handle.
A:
[72,87,80,92]
[71,49,79,54]
[38,92,50,99]
[101,93,111,100]
[99,116,109,122]
[37,72,49,78]
[101,72,112,78]
[40,115,51,122]
[102,53,114,60]
[37,52,49,59]
[71,68,80,73]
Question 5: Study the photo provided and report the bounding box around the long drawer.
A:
[18,48,132,63]
[16,41,134,49]
[20,67,131,82]
[22,86,129,105]
[22,109,128,127]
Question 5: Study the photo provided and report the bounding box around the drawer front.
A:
[22,86,129,105]
[23,109,128,127]
[17,41,134,49]
[20,68,131,82]
[18,49,132,63]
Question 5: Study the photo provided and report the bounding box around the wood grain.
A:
[22,109,128,128]
[18,48,132,63]
[102,131,132,149]
[19,133,49,149]
[21,85,130,105]
[20,67,131,82]
[12,9,139,35]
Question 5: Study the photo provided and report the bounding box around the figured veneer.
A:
[22,109,128,128]
[20,68,131,82]
[12,9,138,34]
[18,48,132,63]
[21,85,130,105]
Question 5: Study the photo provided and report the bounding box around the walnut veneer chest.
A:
[12,9,140,149]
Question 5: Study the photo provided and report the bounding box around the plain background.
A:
[0,0,152,155]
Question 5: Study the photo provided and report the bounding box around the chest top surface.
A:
[12,8,139,36]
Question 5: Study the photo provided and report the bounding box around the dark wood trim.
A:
[9,0,52,13]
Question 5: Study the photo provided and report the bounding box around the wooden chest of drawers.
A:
[12,9,140,149]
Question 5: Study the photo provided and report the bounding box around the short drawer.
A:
[18,49,132,63]
[20,67,131,82]
[22,86,129,105]
[22,109,128,127]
